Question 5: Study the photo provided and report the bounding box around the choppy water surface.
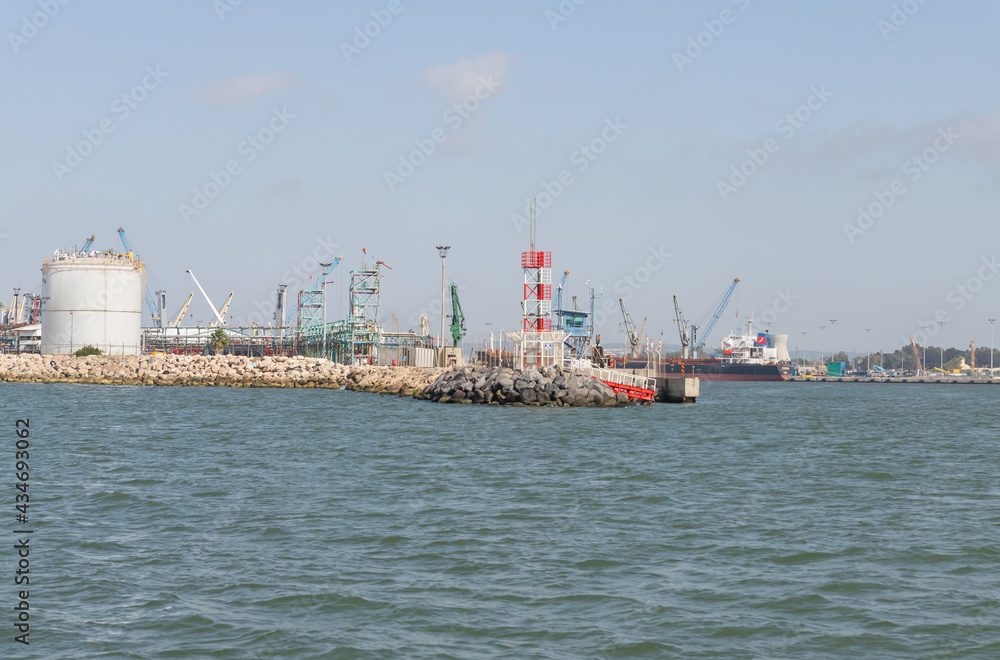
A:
[2,381,999,658]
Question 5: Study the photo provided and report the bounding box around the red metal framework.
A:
[523,318,553,332]
[521,251,552,268]
[523,284,552,300]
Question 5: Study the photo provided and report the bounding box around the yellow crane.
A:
[209,292,234,328]
[909,336,923,375]
[392,313,400,333]
[168,293,194,328]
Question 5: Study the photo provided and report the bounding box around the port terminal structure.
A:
[142,255,437,367]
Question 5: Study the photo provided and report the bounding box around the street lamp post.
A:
[819,325,826,366]
[938,320,946,373]
[830,319,837,365]
[989,318,996,379]
[436,246,450,351]
[920,324,929,375]
[866,328,871,372]
[320,262,331,359]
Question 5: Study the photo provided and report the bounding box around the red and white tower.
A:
[519,201,564,369]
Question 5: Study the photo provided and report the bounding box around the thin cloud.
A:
[421,50,516,103]
[193,73,295,108]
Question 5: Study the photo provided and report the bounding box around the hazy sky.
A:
[2,0,998,355]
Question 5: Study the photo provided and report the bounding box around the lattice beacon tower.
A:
[519,205,565,369]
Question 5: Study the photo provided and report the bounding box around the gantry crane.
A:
[673,294,691,359]
[448,283,466,346]
[117,227,163,327]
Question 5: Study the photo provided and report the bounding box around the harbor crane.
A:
[673,294,691,359]
[448,283,466,347]
[186,270,226,327]
[553,270,569,329]
[80,235,95,252]
[909,336,923,375]
[117,227,163,328]
[209,292,234,328]
[692,277,740,358]
[618,298,647,359]
[168,293,194,327]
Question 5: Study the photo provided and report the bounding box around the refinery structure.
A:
[1,221,809,393]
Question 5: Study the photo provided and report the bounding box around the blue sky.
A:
[2,0,998,355]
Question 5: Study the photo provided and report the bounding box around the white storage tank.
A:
[40,250,144,355]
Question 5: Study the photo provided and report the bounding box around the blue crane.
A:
[117,227,163,327]
[80,235,95,252]
[693,277,739,356]
[552,269,569,329]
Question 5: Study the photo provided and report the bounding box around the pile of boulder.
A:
[0,354,634,406]
[418,364,629,406]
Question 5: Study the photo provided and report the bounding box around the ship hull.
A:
[659,361,790,381]
[619,359,791,381]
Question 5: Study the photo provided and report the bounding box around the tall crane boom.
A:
[168,293,194,327]
[448,283,466,347]
[553,270,569,329]
[673,294,691,358]
[186,270,225,326]
[209,292,234,328]
[909,336,922,375]
[619,298,640,358]
[81,235,95,252]
[117,227,162,327]
[694,277,740,356]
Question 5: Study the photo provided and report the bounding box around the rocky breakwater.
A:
[0,353,444,395]
[418,364,630,406]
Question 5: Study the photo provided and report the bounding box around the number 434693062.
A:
[15,419,29,511]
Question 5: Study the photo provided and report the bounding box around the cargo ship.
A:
[624,315,793,381]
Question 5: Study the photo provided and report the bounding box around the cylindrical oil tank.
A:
[40,251,144,355]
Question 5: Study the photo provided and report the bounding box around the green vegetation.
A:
[73,346,101,357]
[209,328,229,355]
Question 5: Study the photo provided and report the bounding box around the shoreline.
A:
[0,355,632,406]
[0,354,442,395]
